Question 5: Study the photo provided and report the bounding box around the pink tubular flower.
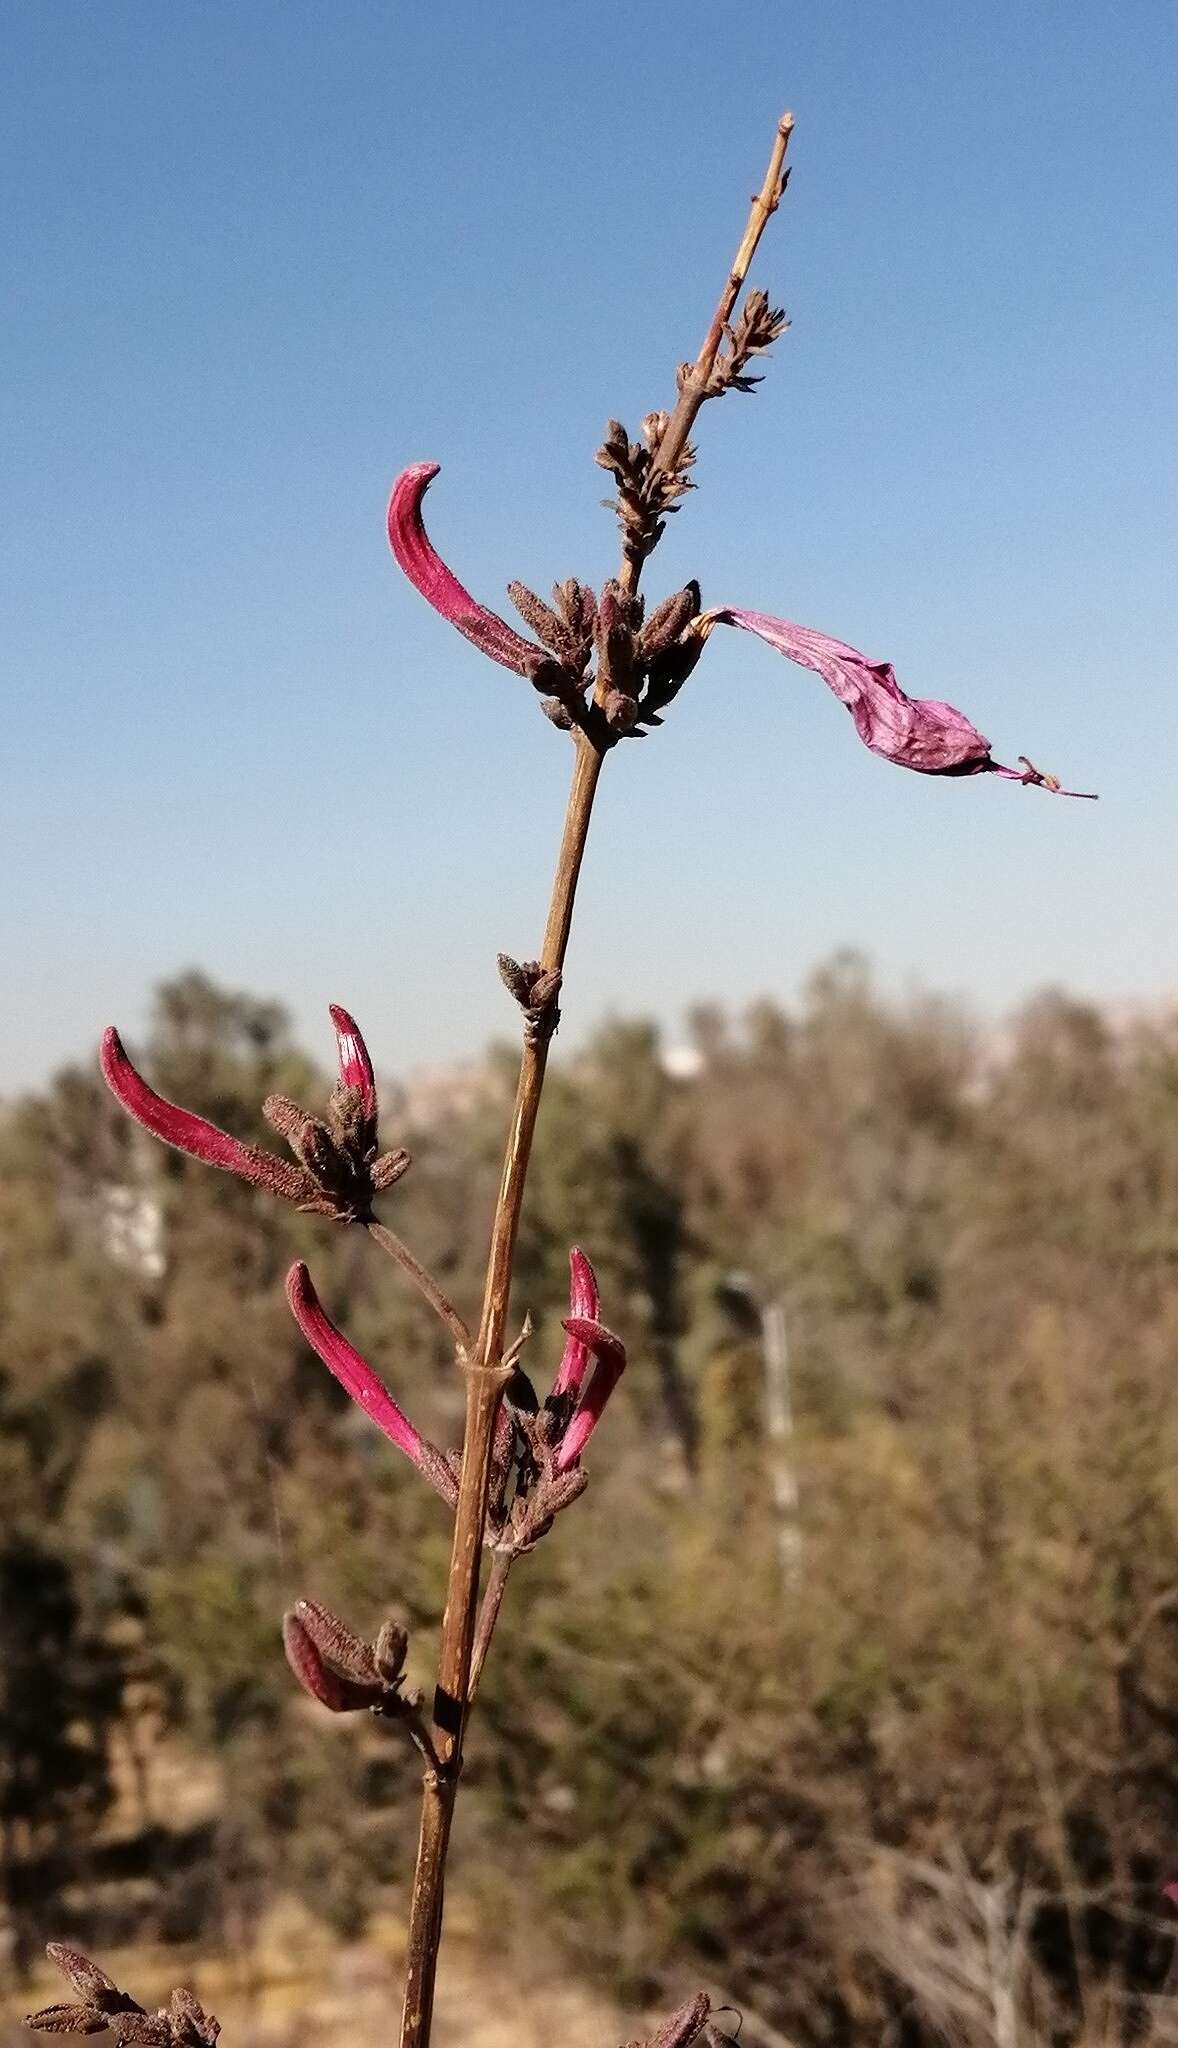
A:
[553,1318,627,1472]
[285,1262,458,1507]
[329,1003,376,1118]
[102,1006,408,1219]
[388,463,550,677]
[100,1027,309,1201]
[698,608,1096,795]
[544,1249,626,1474]
[550,1246,602,1398]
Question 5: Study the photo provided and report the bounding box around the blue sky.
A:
[3,0,1175,1091]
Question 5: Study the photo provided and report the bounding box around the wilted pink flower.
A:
[1164,1881,1178,1909]
[544,1248,626,1472]
[698,608,1096,795]
[387,463,551,677]
[100,1027,310,1202]
[285,1262,458,1506]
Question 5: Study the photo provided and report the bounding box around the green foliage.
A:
[4,964,1178,2044]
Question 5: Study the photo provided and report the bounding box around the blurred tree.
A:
[5,963,1178,2048]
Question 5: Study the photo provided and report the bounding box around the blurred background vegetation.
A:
[4,958,1178,2048]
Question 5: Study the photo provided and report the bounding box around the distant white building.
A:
[97,1182,166,1280]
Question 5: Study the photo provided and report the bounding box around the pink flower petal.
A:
[554,1316,626,1472]
[387,463,548,677]
[101,1027,307,1198]
[702,608,1096,794]
[328,1003,376,1119]
[285,1262,458,1506]
[551,1246,601,1398]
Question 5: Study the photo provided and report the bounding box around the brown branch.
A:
[364,1217,472,1353]
[646,110,794,499]
[397,110,795,2048]
[399,735,604,2048]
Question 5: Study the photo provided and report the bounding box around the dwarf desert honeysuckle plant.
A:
[33,111,1097,2048]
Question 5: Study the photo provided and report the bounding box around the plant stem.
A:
[397,111,794,2048]
[643,111,793,504]
[365,1218,472,1353]
[398,732,604,2048]
[468,1549,513,1704]
[476,735,604,1363]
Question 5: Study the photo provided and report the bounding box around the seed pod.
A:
[45,1953,120,2009]
[110,2017,173,2047]
[507,582,570,658]
[651,1994,712,2048]
[371,1147,412,1191]
[294,1599,381,1686]
[640,582,701,658]
[282,1611,382,1712]
[497,954,533,1004]
[294,1117,340,1186]
[25,2006,110,2035]
[603,690,639,733]
[373,1619,409,1685]
[260,1094,305,1146]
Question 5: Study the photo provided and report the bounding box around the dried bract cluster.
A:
[678,286,789,399]
[497,953,564,1045]
[594,412,700,573]
[623,1992,713,2048]
[27,1949,219,2048]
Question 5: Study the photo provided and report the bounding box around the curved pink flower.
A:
[553,1316,626,1472]
[100,1027,309,1200]
[545,1251,626,1473]
[102,1007,405,1216]
[329,1003,376,1119]
[699,608,1097,795]
[387,463,549,677]
[551,1247,601,1398]
[286,1262,458,1506]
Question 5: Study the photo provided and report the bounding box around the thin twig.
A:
[641,113,793,507]
[469,1549,513,1703]
[396,1704,444,1777]
[364,1218,472,1353]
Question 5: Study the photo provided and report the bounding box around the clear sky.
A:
[3,0,1175,1091]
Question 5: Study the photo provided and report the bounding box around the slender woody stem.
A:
[365,1219,473,1352]
[469,1549,513,1704]
[645,112,793,497]
[398,734,603,2048]
[398,112,794,2048]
